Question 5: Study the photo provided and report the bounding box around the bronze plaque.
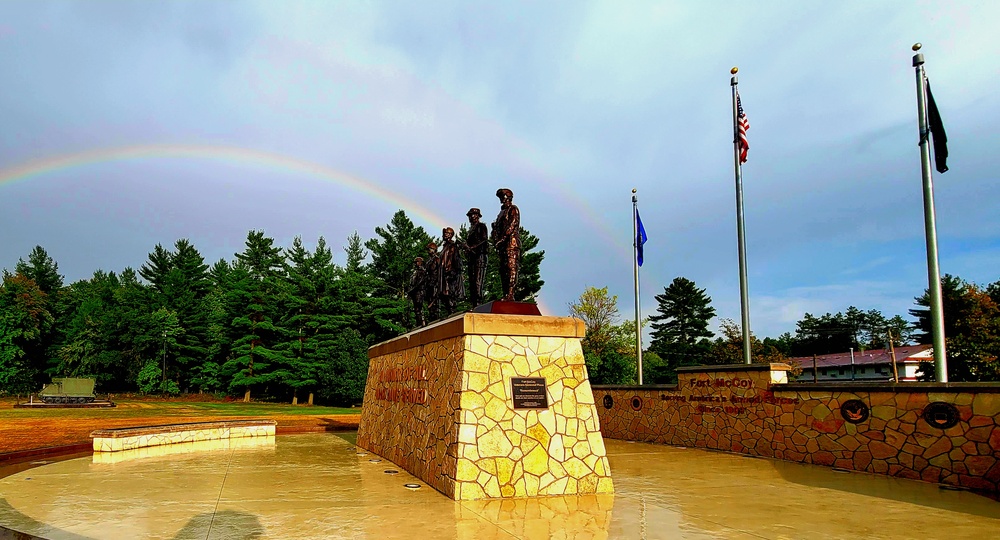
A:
[630,396,643,411]
[922,402,960,429]
[840,399,870,424]
[511,377,548,409]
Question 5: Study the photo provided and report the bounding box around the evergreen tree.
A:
[15,246,64,295]
[55,271,122,382]
[647,277,716,382]
[649,277,716,349]
[194,259,238,393]
[278,236,348,403]
[164,240,211,390]
[912,275,1000,381]
[138,244,174,297]
[224,231,287,401]
[482,227,545,303]
[318,327,369,405]
[515,228,545,302]
[364,210,433,300]
[790,312,857,356]
[343,232,367,275]
[114,267,154,388]
[136,240,212,390]
[341,232,406,344]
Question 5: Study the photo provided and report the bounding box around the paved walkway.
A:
[1,436,998,539]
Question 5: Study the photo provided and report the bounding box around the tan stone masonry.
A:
[595,363,1000,492]
[90,420,276,453]
[358,313,614,500]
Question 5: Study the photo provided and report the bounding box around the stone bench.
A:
[90,419,276,453]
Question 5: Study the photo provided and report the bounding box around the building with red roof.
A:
[790,344,933,382]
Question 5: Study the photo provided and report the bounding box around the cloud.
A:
[1,0,999,344]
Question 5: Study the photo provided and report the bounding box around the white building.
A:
[790,345,933,382]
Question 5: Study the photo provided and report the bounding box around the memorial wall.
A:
[595,364,1000,492]
[357,312,614,500]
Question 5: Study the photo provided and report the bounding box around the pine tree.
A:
[341,232,406,344]
[138,244,174,298]
[136,240,212,390]
[364,210,433,300]
[911,275,1000,381]
[165,240,211,390]
[225,231,287,401]
[278,236,347,404]
[15,246,64,295]
[482,227,545,303]
[194,259,238,393]
[648,277,716,382]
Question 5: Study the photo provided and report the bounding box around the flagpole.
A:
[731,67,752,365]
[632,188,643,385]
[912,43,948,381]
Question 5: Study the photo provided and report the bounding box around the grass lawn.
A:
[0,397,361,456]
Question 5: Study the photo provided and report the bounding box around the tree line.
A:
[0,210,545,404]
[572,274,1000,385]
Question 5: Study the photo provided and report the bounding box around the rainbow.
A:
[0,143,450,230]
[0,143,568,313]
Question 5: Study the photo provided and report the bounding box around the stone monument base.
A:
[358,312,613,500]
[471,300,543,316]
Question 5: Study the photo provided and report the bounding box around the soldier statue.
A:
[463,208,489,306]
[490,188,521,302]
[407,256,427,327]
[423,241,441,321]
[438,227,465,315]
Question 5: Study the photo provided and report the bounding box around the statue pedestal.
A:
[358,312,614,500]
[471,300,543,316]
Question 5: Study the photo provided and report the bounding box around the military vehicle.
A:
[38,377,96,404]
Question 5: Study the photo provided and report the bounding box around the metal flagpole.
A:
[911,43,948,381]
[731,67,752,365]
[632,189,643,384]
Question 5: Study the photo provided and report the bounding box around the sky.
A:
[1,1,998,340]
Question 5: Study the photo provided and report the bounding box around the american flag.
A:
[737,90,750,163]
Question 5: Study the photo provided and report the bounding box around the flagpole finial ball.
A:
[632,188,637,194]
[730,67,738,74]
[912,43,922,51]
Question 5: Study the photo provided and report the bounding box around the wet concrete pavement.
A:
[0,434,997,539]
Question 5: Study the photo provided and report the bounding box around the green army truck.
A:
[38,377,96,404]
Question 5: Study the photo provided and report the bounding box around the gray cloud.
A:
[2,0,998,340]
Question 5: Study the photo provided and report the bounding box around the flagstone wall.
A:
[594,364,1000,492]
[358,312,614,500]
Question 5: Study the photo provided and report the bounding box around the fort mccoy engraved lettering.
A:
[650,377,801,417]
[374,365,430,404]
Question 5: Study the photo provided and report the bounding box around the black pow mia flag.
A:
[925,80,949,174]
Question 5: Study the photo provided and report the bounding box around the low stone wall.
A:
[358,312,613,500]
[92,433,276,464]
[90,420,276,452]
[594,364,1000,492]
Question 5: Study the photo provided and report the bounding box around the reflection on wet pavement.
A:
[0,435,997,539]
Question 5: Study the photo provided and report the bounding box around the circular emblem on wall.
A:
[603,394,614,410]
[840,399,869,424]
[630,396,643,411]
[922,402,960,430]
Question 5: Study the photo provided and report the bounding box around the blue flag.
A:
[635,208,647,266]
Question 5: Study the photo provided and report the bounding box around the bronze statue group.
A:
[407,188,521,327]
